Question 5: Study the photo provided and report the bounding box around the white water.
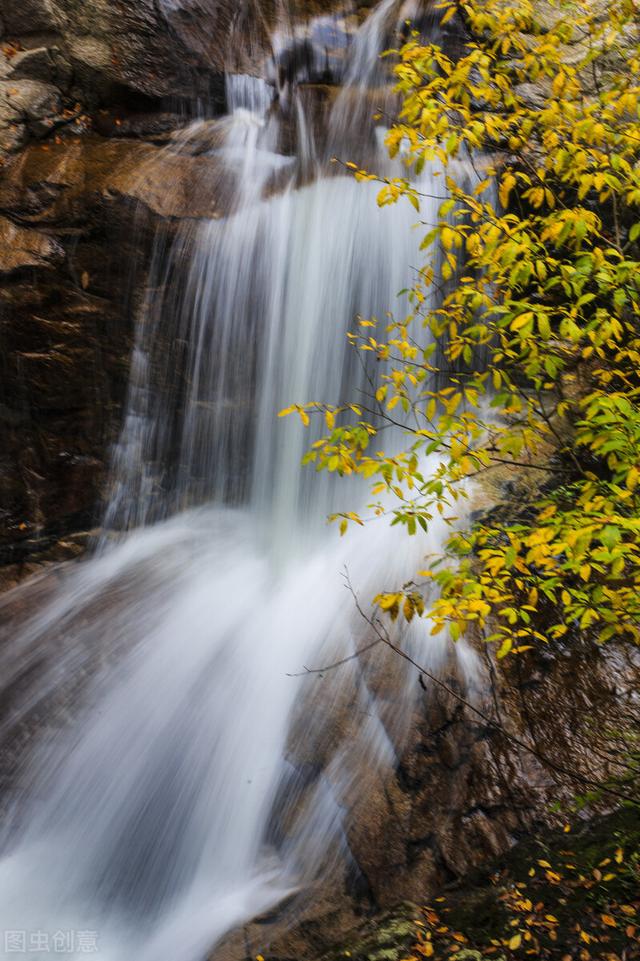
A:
[0,5,479,960]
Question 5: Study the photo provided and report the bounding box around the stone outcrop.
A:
[0,0,275,165]
[208,636,638,961]
[0,0,234,107]
[0,214,63,272]
[0,0,357,148]
[0,0,354,573]
[0,0,258,579]
[0,133,235,575]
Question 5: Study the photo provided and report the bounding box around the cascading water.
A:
[0,4,480,960]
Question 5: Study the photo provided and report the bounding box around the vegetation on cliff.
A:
[285,0,640,661]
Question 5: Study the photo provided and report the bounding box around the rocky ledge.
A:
[0,132,239,579]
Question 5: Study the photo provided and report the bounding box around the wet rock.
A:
[0,136,232,221]
[0,0,354,119]
[226,633,639,961]
[92,109,186,142]
[0,0,239,104]
[7,45,72,90]
[0,215,64,272]
[0,126,238,563]
[0,77,62,150]
[0,274,135,557]
[0,0,58,35]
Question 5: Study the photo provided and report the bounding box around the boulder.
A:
[0,1,352,110]
[0,0,58,35]
[0,0,260,103]
[0,78,62,152]
[8,46,72,89]
[0,136,232,221]
[204,634,639,961]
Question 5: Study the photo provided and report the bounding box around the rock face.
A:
[0,0,282,165]
[0,0,237,104]
[0,145,133,570]
[203,634,638,961]
[0,0,350,572]
[0,133,234,573]
[0,214,63,271]
[0,0,280,574]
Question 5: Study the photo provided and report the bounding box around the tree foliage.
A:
[283,0,640,656]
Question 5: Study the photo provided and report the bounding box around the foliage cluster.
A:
[283,0,640,658]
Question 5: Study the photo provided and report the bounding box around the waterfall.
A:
[0,4,480,960]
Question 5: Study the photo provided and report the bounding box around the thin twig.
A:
[286,638,382,677]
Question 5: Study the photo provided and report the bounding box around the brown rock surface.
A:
[210,639,639,961]
[0,214,63,271]
[0,0,232,102]
[0,136,230,221]
[0,131,230,566]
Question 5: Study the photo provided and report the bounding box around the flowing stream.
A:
[0,3,479,959]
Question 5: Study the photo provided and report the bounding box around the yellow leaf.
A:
[499,173,517,208]
[440,5,456,25]
[511,312,533,331]
[508,933,522,950]
[441,226,454,251]
[497,637,513,659]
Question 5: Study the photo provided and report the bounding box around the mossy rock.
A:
[321,904,420,961]
[319,809,639,961]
